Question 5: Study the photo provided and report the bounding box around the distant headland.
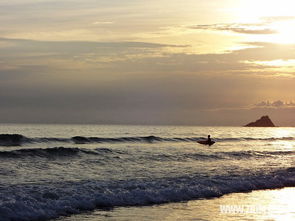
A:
[244,116,275,127]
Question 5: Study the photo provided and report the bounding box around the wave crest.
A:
[1,168,295,221]
[0,147,112,158]
[1,133,294,146]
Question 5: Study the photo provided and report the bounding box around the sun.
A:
[230,0,295,44]
[247,19,295,44]
[269,20,295,44]
[235,0,295,21]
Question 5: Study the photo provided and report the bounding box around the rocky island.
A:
[245,115,275,127]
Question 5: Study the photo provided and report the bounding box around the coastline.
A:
[56,187,295,221]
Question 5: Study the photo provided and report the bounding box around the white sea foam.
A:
[0,168,295,221]
[1,125,295,221]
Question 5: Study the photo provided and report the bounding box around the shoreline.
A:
[56,187,295,221]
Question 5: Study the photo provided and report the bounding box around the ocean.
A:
[0,124,294,221]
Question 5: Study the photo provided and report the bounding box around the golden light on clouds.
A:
[1,0,295,125]
[246,19,295,44]
[244,59,295,77]
[270,20,295,44]
[253,59,295,67]
[225,0,295,44]
[235,0,295,20]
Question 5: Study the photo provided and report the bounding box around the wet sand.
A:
[56,187,295,221]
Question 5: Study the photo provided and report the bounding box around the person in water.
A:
[197,135,214,145]
[207,135,211,143]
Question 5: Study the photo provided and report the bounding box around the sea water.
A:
[0,124,294,221]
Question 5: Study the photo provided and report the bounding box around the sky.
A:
[1,0,295,126]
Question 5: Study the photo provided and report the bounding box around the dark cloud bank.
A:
[1,38,295,126]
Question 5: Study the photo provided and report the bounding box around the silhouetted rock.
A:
[245,116,275,127]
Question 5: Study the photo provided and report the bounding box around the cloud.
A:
[189,23,277,35]
[2,38,295,77]
[189,16,295,36]
[2,38,295,79]
[262,16,295,22]
[1,38,295,125]
[92,21,114,25]
[2,2,295,125]
[0,37,186,49]
[0,37,188,72]
[255,100,295,108]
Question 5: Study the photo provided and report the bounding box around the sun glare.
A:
[252,59,295,67]
[269,20,295,44]
[274,128,293,138]
[231,0,295,44]
[235,0,295,20]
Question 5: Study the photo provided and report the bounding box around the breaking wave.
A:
[0,168,294,221]
[0,134,294,146]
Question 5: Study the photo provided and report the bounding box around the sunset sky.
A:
[1,0,295,126]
